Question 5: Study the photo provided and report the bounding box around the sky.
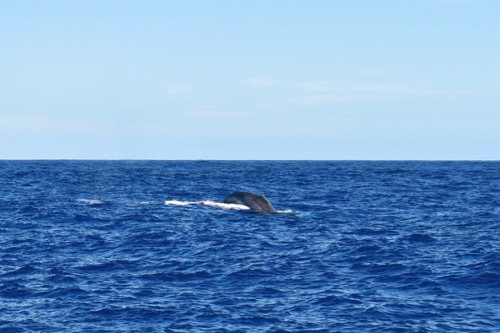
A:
[1,0,499,160]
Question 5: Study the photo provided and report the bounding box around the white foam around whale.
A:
[164,200,250,211]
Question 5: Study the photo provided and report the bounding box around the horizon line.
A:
[1,158,498,162]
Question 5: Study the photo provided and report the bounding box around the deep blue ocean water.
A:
[0,160,498,333]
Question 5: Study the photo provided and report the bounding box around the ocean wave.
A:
[1,160,498,333]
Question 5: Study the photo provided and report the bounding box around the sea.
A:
[0,160,498,333]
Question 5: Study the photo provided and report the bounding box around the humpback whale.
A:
[223,192,277,213]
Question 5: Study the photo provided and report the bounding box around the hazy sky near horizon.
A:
[1,0,499,159]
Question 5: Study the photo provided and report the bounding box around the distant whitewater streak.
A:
[165,200,250,211]
[76,198,107,206]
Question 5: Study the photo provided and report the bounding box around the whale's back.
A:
[223,192,277,213]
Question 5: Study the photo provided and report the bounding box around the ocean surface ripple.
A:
[0,161,498,332]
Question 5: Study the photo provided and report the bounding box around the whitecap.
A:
[277,209,296,214]
[137,201,155,205]
[77,199,106,206]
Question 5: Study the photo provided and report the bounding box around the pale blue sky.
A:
[1,0,499,159]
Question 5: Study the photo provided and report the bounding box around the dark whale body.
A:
[223,192,277,213]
